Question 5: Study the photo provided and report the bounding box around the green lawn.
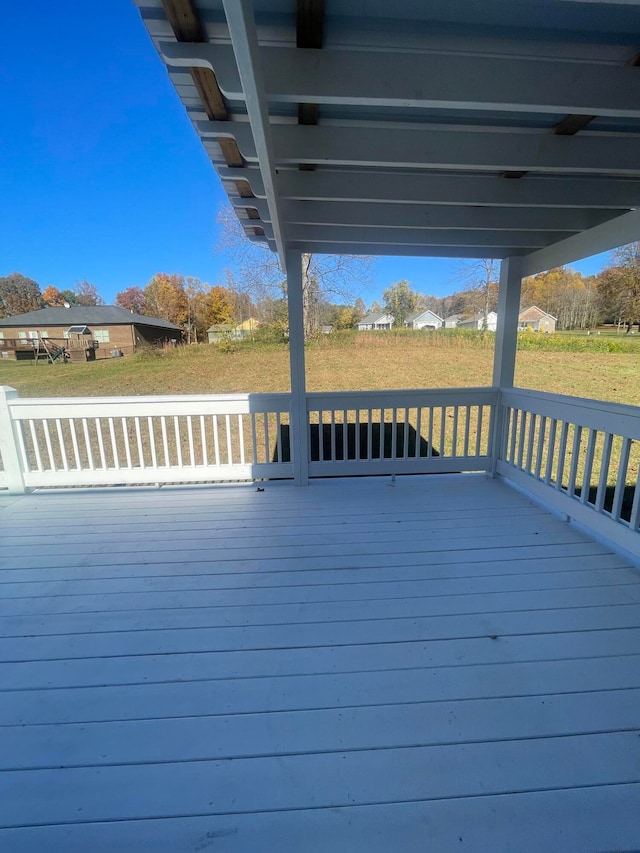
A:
[0,333,638,406]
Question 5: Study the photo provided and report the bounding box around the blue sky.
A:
[1,1,612,308]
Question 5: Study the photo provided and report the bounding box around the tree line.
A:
[0,275,105,317]
[2,241,639,342]
[375,244,640,332]
[0,272,255,343]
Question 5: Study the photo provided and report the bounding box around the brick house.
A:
[518,306,557,333]
[0,306,182,361]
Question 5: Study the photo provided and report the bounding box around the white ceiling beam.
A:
[260,225,565,248]
[218,166,640,209]
[522,209,640,276]
[231,198,620,231]
[163,42,640,118]
[219,0,286,265]
[255,239,525,259]
[200,121,640,175]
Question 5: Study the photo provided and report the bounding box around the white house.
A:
[404,309,443,330]
[356,311,394,331]
[457,311,498,331]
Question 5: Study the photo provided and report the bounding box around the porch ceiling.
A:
[136,0,640,269]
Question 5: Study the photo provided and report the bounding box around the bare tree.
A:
[216,202,374,338]
[451,259,500,329]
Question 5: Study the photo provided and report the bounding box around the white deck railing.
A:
[307,388,496,476]
[0,388,293,488]
[0,386,496,489]
[1,382,639,555]
[497,388,640,555]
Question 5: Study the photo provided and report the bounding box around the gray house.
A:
[356,311,394,331]
[404,309,443,330]
[444,313,462,328]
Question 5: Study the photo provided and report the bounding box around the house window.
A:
[28,331,39,339]
[18,331,27,339]
[93,329,110,343]
[0,332,4,340]
[40,331,48,338]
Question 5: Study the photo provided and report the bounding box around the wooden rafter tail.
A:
[553,114,595,136]
[296,0,325,171]
[161,0,257,218]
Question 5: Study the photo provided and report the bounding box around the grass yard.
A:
[0,332,638,406]
[1,333,637,503]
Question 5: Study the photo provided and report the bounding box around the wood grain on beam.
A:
[234,179,255,198]
[296,0,325,170]
[296,0,325,49]
[553,114,595,136]
[161,0,205,42]
[191,67,228,120]
[218,138,244,168]
[298,103,319,125]
[553,52,639,136]
[163,0,250,190]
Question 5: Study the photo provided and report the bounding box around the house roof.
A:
[406,310,444,323]
[137,1,640,275]
[358,311,391,325]
[0,306,182,332]
[519,305,557,322]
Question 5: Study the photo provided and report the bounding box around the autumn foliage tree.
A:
[115,286,145,314]
[0,273,43,316]
[383,280,420,327]
[597,243,640,332]
[143,274,188,326]
[42,285,67,307]
[207,286,235,326]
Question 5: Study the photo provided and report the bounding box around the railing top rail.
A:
[501,387,640,422]
[307,386,498,405]
[6,391,292,409]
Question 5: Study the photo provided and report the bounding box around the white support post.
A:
[0,386,26,494]
[491,257,523,475]
[493,256,523,389]
[286,250,309,485]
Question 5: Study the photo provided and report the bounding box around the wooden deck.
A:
[0,474,639,851]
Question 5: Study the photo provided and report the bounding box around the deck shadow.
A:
[274,422,437,463]
[574,484,635,523]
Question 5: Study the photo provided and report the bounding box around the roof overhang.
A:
[135,0,640,273]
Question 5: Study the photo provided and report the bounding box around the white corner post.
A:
[0,386,26,494]
[491,256,523,474]
[286,250,309,485]
[493,256,524,389]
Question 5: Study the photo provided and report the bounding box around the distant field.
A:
[0,331,638,406]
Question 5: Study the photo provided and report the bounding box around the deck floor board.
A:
[1,474,639,850]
